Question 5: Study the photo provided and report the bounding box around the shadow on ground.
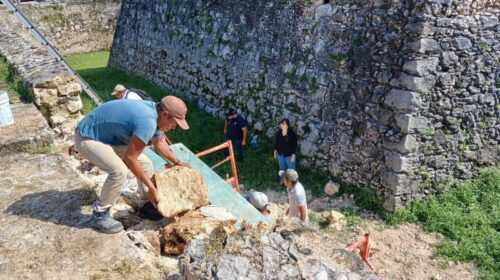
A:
[5,189,95,229]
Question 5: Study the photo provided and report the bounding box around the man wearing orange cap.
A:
[74,96,189,233]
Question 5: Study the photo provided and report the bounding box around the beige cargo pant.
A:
[74,130,153,212]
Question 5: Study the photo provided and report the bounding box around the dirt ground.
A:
[265,191,477,280]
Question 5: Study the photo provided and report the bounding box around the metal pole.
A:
[0,0,103,105]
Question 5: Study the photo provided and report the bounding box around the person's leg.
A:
[277,155,287,171]
[74,132,125,233]
[112,146,154,205]
[234,139,243,162]
[285,156,296,170]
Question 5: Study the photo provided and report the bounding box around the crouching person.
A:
[283,169,308,223]
[245,191,271,216]
[74,96,189,233]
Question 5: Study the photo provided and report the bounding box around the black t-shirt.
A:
[274,129,298,157]
[226,115,246,140]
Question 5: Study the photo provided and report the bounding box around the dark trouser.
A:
[224,138,243,162]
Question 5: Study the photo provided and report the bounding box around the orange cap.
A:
[160,96,189,130]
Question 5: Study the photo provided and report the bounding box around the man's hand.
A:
[148,185,160,207]
[242,139,247,146]
[291,154,296,163]
[152,136,191,169]
[177,161,191,168]
[274,150,278,159]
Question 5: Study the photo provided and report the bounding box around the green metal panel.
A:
[143,144,270,226]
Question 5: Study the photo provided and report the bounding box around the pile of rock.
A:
[179,219,379,280]
[33,76,83,131]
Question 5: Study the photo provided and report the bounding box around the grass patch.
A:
[0,56,32,102]
[66,51,330,196]
[17,144,56,154]
[385,168,500,279]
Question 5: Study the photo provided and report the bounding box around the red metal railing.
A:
[162,132,239,192]
[196,140,240,192]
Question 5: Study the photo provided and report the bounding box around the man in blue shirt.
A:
[74,96,189,233]
[223,108,247,162]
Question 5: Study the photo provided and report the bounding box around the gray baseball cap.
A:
[245,191,269,211]
[285,169,299,182]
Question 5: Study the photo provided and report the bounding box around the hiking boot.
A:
[92,209,123,234]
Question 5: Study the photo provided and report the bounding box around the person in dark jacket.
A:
[223,108,247,162]
[274,118,298,173]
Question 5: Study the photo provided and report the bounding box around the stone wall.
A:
[5,0,121,54]
[109,0,499,209]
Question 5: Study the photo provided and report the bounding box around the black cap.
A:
[226,108,237,117]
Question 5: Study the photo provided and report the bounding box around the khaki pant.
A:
[74,130,153,212]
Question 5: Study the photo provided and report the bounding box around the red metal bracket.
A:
[345,233,378,275]
[196,140,240,192]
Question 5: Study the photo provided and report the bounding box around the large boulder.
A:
[154,166,209,217]
[162,206,236,255]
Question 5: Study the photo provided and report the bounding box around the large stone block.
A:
[383,134,419,154]
[403,57,439,76]
[66,97,83,113]
[409,38,441,53]
[384,89,421,111]
[392,73,435,93]
[154,166,209,217]
[384,151,411,173]
[381,172,410,195]
[57,82,82,96]
[394,113,429,133]
[33,88,59,106]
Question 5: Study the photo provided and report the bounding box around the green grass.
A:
[0,56,31,102]
[66,51,330,195]
[385,168,500,280]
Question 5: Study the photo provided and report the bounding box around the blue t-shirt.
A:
[77,99,162,146]
[226,115,246,140]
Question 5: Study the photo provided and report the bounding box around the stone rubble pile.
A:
[33,75,83,127]
[179,219,379,280]
[162,205,236,255]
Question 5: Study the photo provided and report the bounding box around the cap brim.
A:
[111,91,118,95]
[175,117,189,130]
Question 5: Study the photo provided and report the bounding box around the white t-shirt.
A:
[124,90,142,100]
[287,181,308,222]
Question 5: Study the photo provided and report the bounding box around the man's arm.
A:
[152,135,189,167]
[124,135,159,205]
[298,205,307,222]
[242,127,248,146]
[223,120,228,135]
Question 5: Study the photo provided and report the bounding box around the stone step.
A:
[0,102,55,154]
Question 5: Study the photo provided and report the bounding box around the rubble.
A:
[162,206,237,255]
[179,217,379,280]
